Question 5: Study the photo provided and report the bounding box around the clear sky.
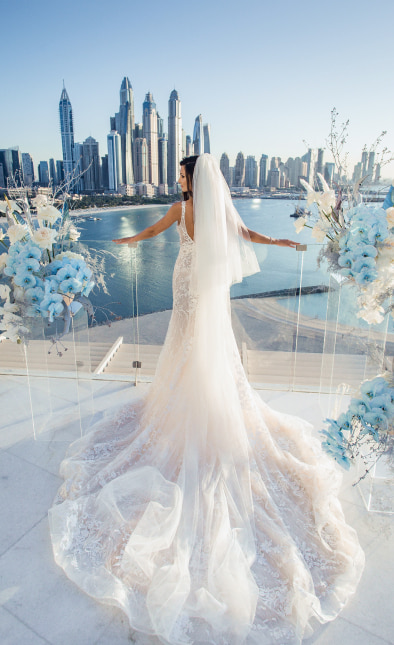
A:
[1,0,393,179]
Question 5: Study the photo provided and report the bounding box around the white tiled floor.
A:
[0,375,393,645]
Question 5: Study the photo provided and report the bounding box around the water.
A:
[76,199,327,321]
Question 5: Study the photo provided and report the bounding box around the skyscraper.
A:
[220,153,230,186]
[49,158,57,186]
[22,153,35,186]
[167,90,182,189]
[0,148,23,186]
[367,151,375,181]
[234,152,245,187]
[143,92,159,185]
[158,134,168,186]
[203,124,211,154]
[245,156,258,188]
[259,154,268,188]
[115,77,135,185]
[134,138,149,184]
[56,160,64,185]
[193,115,204,155]
[107,131,122,192]
[59,84,75,184]
[186,135,192,157]
[38,161,49,186]
[82,136,101,192]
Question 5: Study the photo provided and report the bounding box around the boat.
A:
[87,216,102,221]
[290,206,310,218]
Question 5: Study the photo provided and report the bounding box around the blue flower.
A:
[76,266,92,283]
[44,278,59,294]
[25,303,42,317]
[369,394,394,418]
[368,220,388,244]
[363,409,388,434]
[69,257,87,272]
[359,245,378,259]
[14,269,37,288]
[25,286,45,303]
[20,245,42,261]
[23,257,40,273]
[355,266,378,285]
[338,254,354,269]
[3,261,18,277]
[352,256,376,274]
[40,293,64,322]
[349,397,371,417]
[55,265,77,282]
[59,277,82,294]
[321,441,351,470]
[360,377,389,398]
[337,412,352,430]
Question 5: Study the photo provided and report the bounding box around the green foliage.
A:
[73,193,180,210]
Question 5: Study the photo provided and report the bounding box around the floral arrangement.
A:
[295,177,394,325]
[0,194,94,342]
[321,375,394,479]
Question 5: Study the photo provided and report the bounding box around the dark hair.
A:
[180,155,199,200]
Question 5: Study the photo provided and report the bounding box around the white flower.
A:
[318,190,336,214]
[294,216,307,234]
[69,225,80,241]
[32,195,48,209]
[13,286,25,301]
[3,302,19,313]
[300,178,320,206]
[0,253,7,272]
[359,305,385,325]
[37,204,62,225]
[7,224,28,245]
[386,207,394,228]
[32,226,58,250]
[55,251,84,261]
[317,172,330,193]
[311,221,329,242]
[0,201,7,214]
[0,229,4,241]
[0,284,10,300]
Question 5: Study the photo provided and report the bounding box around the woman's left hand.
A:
[274,239,299,248]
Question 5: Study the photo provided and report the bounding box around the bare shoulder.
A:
[166,201,182,223]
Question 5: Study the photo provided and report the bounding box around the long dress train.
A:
[49,201,364,645]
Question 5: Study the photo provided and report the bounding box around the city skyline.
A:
[1,0,394,179]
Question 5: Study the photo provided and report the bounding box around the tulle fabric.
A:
[49,193,364,645]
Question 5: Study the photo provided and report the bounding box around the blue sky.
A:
[1,0,393,178]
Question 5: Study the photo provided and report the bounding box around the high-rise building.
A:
[59,84,75,184]
[73,142,84,191]
[270,168,280,189]
[182,129,186,158]
[315,148,324,179]
[259,154,268,188]
[113,77,135,186]
[134,122,143,139]
[22,153,35,186]
[234,152,245,187]
[38,161,49,186]
[56,160,64,185]
[157,113,164,138]
[245,156,258,188]
[203,124,211,154]
[134,138,149,184]
[186,135,192,157]
[352,162,362,184]
[101,155,109,191]
[107,131,122,192]
[0,148,23,186]
[82,136,101,192]
[49,158,57,186]
[0,164,4,188]
[193,115,204,155]
[374,163,381,183]
[167,90,182,188]
[143,92,159,185]
[361,149,368,177]
[324,162,335,186]
[220,153,230,186]
[158,134,168,186]
[367,151,375,181]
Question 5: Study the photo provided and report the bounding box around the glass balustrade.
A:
[0,238,393,440]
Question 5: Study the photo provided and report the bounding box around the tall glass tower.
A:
[142,92,159,185]
[59,84,75,184]
[203,124,211,154]
[193,115,204,155]
[118,77,135,185]
[167,89,182,189]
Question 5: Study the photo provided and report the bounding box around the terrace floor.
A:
[0,375,393,645]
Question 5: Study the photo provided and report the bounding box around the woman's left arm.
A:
[247,228,299,248]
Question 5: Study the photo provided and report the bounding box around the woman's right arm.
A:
[113,202,181,244]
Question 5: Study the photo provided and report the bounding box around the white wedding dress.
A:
[49,200,364,645]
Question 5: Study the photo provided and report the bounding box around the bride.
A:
[49,154,364,645]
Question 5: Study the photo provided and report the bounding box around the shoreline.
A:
[71,203,171,216]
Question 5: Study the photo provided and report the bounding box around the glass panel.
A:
[357,455,394,514]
